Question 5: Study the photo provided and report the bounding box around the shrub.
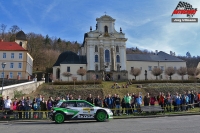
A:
[53,80,102,85]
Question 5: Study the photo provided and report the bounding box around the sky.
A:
[0,0,200,56]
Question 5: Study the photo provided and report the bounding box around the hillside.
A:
[20,82,200,100]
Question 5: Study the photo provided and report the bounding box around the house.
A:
[0,31,33,80]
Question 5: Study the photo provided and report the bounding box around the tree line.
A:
[0,24,81,72]
[130,67,200,80]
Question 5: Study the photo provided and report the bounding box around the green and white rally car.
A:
[49,100,113,123]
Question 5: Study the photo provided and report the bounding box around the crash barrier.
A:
[0,103,200,120]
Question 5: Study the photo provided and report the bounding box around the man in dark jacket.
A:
[94,95,102,107]
[86,94,94,104]
[105,94,114,110]
[114,94,121,116]
[0,96,4,110]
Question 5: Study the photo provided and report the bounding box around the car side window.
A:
[76,101,93,107]
[65,101,75,107]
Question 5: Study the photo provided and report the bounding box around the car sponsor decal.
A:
[83,108,91,113]
[77,114,94,118]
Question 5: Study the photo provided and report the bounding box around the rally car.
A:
[49,100,113,123]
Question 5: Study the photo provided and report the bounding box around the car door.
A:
[76,101,95,119]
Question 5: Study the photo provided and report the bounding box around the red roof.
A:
[0,42,26,51]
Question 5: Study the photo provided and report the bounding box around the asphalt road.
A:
[0,115,200,133]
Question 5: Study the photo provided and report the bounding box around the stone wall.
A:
[2,81,44,99]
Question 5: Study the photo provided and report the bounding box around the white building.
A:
[0,31,33,80]
[53,15,187,81]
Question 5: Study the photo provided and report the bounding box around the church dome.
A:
[96,15,115,21]
[53,51,87,66]
[16,30,27,41]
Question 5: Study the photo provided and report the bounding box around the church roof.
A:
[126,51,184,62]
[0,41,26,51]
[96,15,115,21]
[16,30,27,41]
[53,51,87,66]
[81,33,88,47]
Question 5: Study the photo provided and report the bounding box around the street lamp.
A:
[48,73,50,84]
[1,62,6,95]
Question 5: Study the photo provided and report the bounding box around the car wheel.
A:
[95,110,107,122]
[55,112,65,124]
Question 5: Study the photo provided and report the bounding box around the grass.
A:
[101,81,145,97]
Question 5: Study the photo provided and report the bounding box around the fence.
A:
[0,103,200,120]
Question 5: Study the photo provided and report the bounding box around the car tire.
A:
[95,110,107,122]
[54,112,65,124]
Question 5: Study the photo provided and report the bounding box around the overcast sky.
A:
[0,0,200,56]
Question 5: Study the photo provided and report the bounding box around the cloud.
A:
[41,0,61,22]
[124,0,200,56]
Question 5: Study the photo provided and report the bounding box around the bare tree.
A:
[77,68,87,80]
[62,72,72,81]
[1,24,7,39]
[177,67,187,81]
[151,67,163,80]
[165,67,176,80]
[130,68,141,80]
[9,25,20,34]
[187,68,200,78]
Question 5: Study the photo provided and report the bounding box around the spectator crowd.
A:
[0,90,200,119]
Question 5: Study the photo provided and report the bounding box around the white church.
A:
[53,15,187,81]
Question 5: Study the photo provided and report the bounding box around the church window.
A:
[95,64,98,71]
[105,50,110,62]
[19,42,22,46]
[95,45,98,52]
[116,46,119,52]
[117,64,120,72]
[67,67,70,72]
[116,55,120,63]
[95,55,98,62]
[148,66,152,71]
[104,26,108,33]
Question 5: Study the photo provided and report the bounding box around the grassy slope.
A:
[21,82,200,100]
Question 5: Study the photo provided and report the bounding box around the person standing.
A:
[36,94,42,118]
[105,94,114,111]
[159,92,165,109]
[114,94,121,116]
[136,93,142,113]
[40,97,47,119]
[124,93,132,115]
[166,92,172,112]
[77,95,82,100]
[4,96,12,118]
[86,94,94,104]
[150,95,156,106]
[0,96,4,111]
[94,95,102,107]
[47,97,53,117]
[24,97,32,119]
[144,93,150,106]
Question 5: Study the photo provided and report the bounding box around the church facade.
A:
[53,15,187,81]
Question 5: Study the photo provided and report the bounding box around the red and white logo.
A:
[171,1,197,18]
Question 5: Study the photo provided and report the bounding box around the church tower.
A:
[15,30,27,50]
[81,15,128,81]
